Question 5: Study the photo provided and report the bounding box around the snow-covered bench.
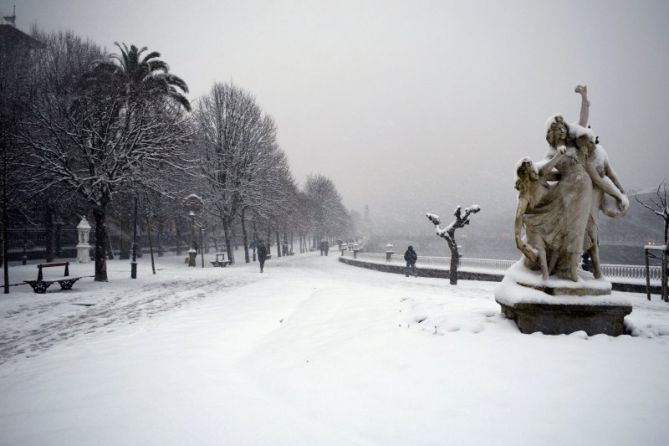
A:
[24,262,86,294]
[210,253,232,267]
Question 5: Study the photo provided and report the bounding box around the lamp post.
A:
[182,194,204,268]
[200,225,205,268]
[188,210,197,267]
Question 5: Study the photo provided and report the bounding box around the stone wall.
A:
[338,257,660,294]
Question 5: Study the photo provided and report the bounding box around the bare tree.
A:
[0,24,45,291]
[303,174,351,245]
[635,181,669,246]
[426,205,481,285]
[195,83,284,263]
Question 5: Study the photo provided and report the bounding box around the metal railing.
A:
[342,250,662,282]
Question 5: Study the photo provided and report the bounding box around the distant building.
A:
[0,7,45,52]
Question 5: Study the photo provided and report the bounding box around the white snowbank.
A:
[0,253,668,445]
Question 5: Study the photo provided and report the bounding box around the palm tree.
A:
[71,43,191,280]
[81,42,191,111]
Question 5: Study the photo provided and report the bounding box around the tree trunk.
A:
[157,219,164,257]
[2,151,8,292]
[240,209,250,263]
[119,214,130,259]
[447,238,459,285]
[146,215,156,275]
[55,220,62,257]
[175,222,182,255]
[44,206,54,262]
[107,231,115,260]
[93,205,108,282]
[276,231,282,258]
[222,219,234,264]
[135,217,143,258]
[252,221,258,262]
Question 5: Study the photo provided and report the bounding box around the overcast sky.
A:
[3,0,668,223]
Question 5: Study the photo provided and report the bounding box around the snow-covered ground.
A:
[1,252,668,445]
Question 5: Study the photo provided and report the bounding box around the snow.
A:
[1,253,669,445]
[568,121,595,140]
[425,212,440,224]
[543,114,595,141]
[495,262,627,307]
[503,259,612,292]
[544,113,565,133]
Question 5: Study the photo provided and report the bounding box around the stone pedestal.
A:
[495,261,632,336]
[385,244,394,262]
[498,300,631,336]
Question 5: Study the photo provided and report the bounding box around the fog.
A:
[4,0,668,234]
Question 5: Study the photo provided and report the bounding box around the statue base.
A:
[495,261,632,336]
[76,244,91,263]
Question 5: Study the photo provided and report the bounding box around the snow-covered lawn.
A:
[1,252,668,445]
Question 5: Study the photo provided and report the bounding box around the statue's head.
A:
[545,115,569,148]
[514,157,538,192]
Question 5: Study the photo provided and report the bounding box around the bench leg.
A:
[58,278,80,290]
[29,281,52,294]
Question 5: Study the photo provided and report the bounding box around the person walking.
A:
[257,240,268,273]
[404,245,418,277]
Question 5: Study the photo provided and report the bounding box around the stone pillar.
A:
[385,243,394,262]
[76,217,92,263]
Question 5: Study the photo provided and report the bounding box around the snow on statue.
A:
[514,85,628,282]
[496,85,633,336]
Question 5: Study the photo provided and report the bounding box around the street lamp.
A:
[188,210,197,267]
[183,194,204,268]
[199,225,206,268]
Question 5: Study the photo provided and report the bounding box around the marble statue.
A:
[514,86,628,282]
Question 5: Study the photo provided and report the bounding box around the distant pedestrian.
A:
[257,240,268,273]
[324,240,329,256]
[404,245,418,277]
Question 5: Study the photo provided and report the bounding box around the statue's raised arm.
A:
[575,85,589,127]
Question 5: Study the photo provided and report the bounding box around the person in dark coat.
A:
[257,240,268,273]
[404,245,418,277]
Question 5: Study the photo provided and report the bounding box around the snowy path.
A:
[1,253,669,445]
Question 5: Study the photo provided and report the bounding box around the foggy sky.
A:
[3,0,668,226]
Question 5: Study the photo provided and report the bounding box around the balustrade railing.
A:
[342,250,662,282]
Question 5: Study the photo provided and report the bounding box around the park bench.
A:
[210,253,232,267]
[24,262,85,294]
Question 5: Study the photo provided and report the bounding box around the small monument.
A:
[495,86,632,335]
[76,216,91,263]
[385,243,394,261]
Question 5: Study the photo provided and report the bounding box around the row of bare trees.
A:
[1,27,356,291]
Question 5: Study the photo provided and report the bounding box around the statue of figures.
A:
[514,86,628,281]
